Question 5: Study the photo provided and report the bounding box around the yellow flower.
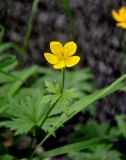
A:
[112,6,126,29]
[44,41,80,69]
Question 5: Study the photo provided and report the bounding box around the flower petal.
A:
[44,53,59,64]
[65,56,80,67]
[53,60,65,69]
[119,7,126,16]
[112,10,122,22]
[50,41,63,57]
[119,7,126,21]
[63,41,77,57]
[117,22,126,29]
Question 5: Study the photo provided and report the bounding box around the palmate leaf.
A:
[35,68,95,95]
[44,88,79,111]
[45,81,61,94]
[41,83,81,133]
[36,75,126,159]
[33,67,97,116]
[1,118,34,135]
[0,89,49,135]
[43,81,61,106]
[39,74,126,147]
[43,80,80,116]
[52,88,81,115]
[0,80,80,135]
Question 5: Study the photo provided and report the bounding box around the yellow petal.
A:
[119,7,126,16]
[63,41,77,57]
[117,22,126,29]
[53,60,65,69]
[44,53,59,64]
[65,56,80,67]
[112,10,123,22]
[50,41,63,57]
[119,7,126,21]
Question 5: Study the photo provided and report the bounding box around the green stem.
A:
[61,68,65,93]
[30,69,66,158]
[120,31,126,74]
[30,134,49,159]
[22,0,40,54]
[61,0,74,24]
[30,96,61,159]
[39,95,61,129]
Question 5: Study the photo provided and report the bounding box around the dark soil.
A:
[1,0,126,159]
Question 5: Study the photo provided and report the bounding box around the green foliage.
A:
[1,72,125,139]
[0,65,39,117]
[45,80,61,94]
[35,68,97,114]
[68,120,122,160]
[69,124,121,159]
[0,27,39,100]
[1,51,126,159]
[116,115,126,138]
[43,80,80,114]
[0,89,48,135]
[0,24,126,159]
[39,116,126,159]
[110,114,126,138]
[0,155,14,160]
[0,43,14,54]
[68,121,110,143]
[0,1,126,158]
[0,75,80,135]
[37,67,95,94]
[68,149,122,160]
[0,25,22,55]
[40,74,126,145]
[43,81,61,106]
[0,54,17,71]
[67,117,126,160]
[0,64,96,136]
[39,137,110,159]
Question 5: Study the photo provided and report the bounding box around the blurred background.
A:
[1,0,126,160]
[1,0,126,120]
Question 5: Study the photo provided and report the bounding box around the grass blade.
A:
[39,137,110,158]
